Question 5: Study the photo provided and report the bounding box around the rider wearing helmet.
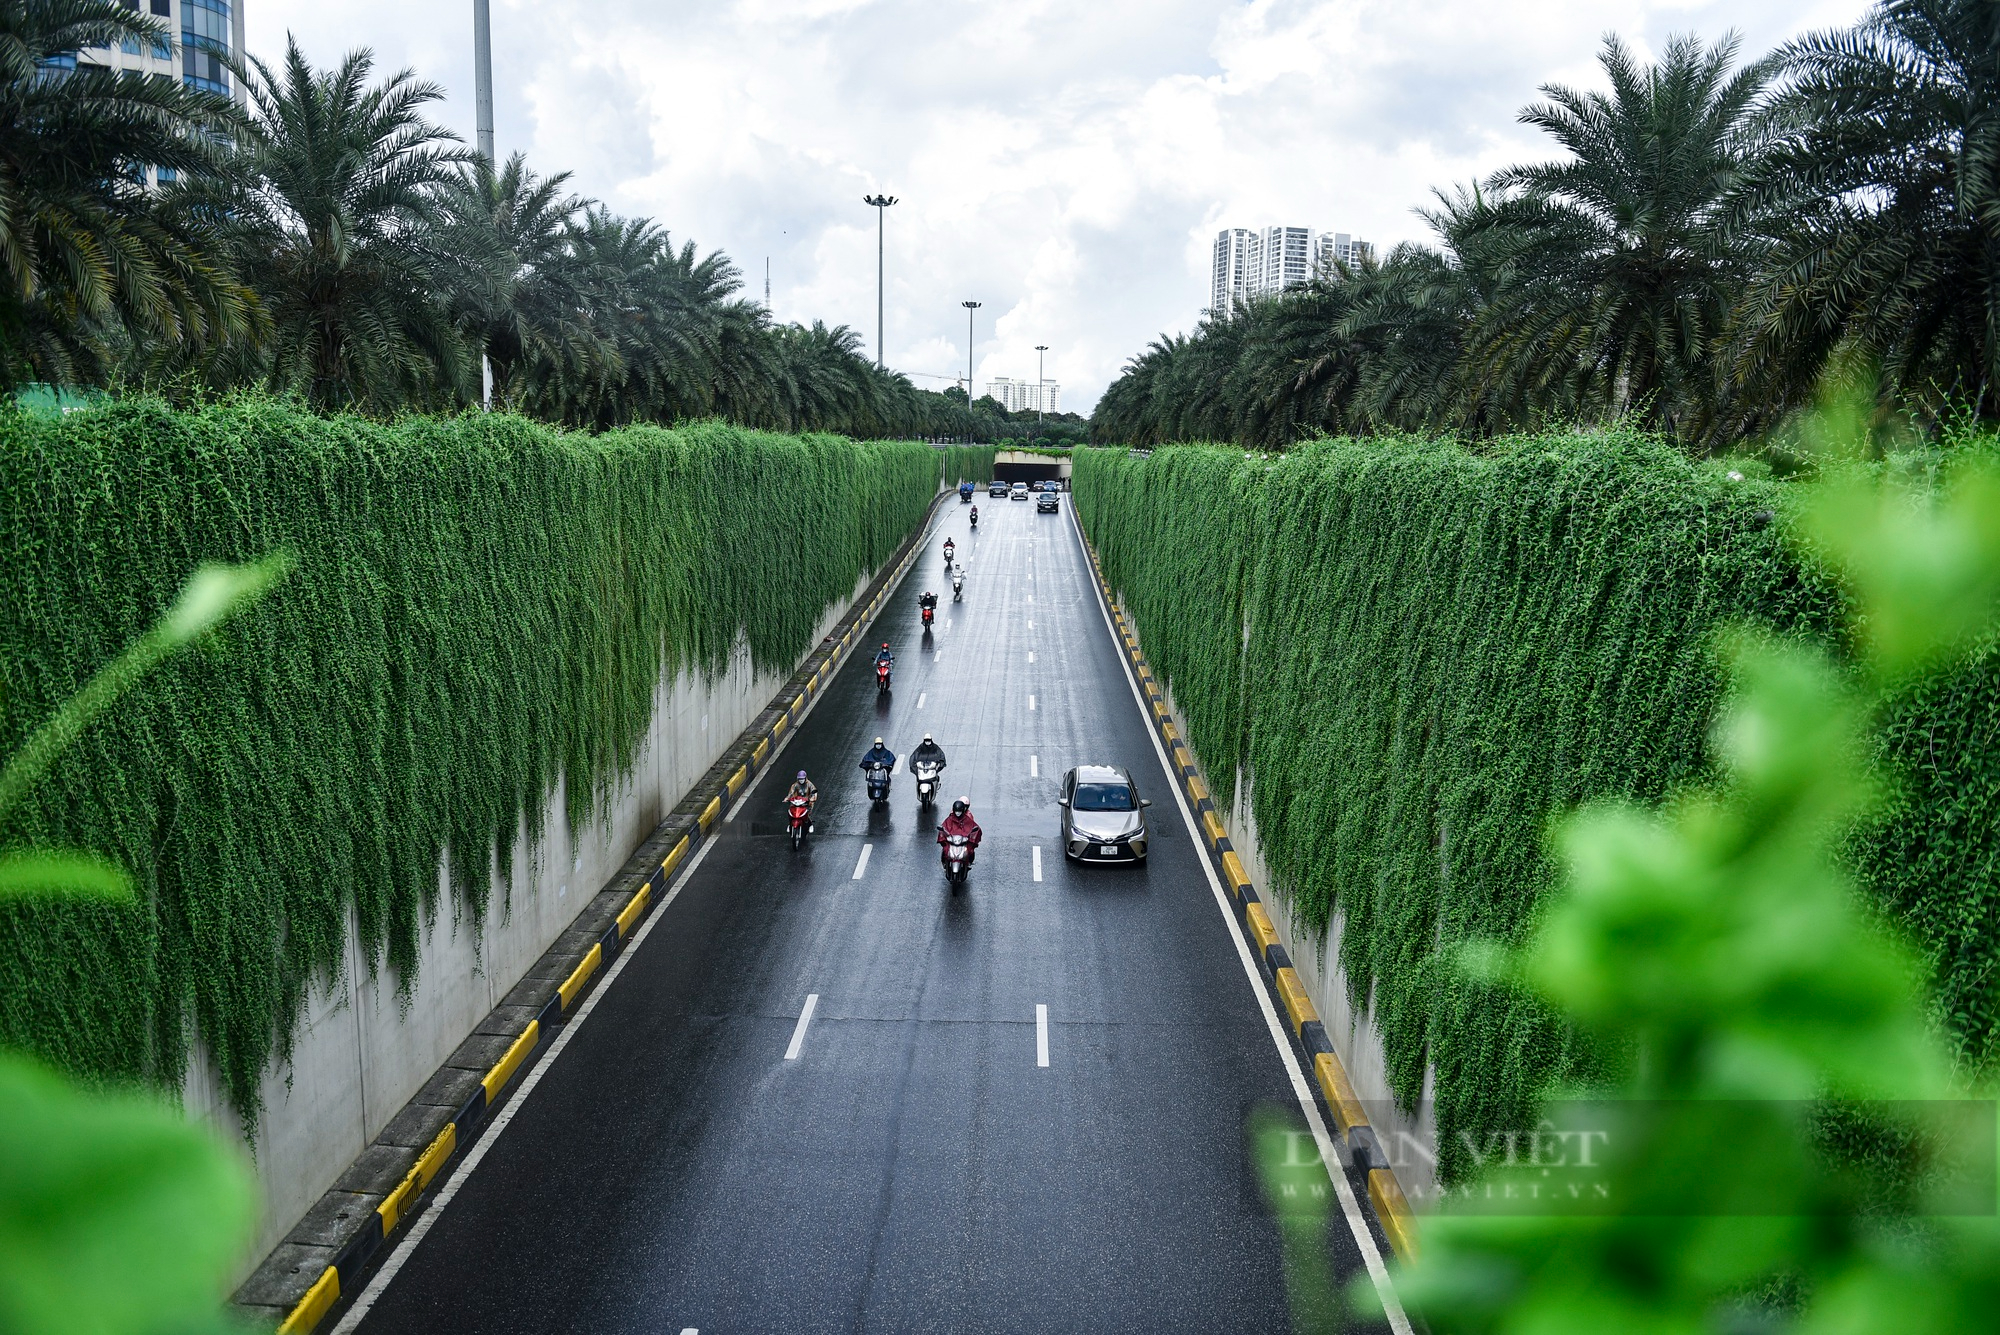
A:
[786,770,819,832]
[910,733,947,773]
[859,736,897,773]
[918,589,939,615]
[874,642,894,668]
[939,796,982,859]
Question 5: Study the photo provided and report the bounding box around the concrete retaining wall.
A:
[188,581,869,1272]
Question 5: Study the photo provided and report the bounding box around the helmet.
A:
[874,736,884,746]
[796,770,807,781]
[882,642,890,649]
[951,799,969,815]
[922,733,932,743]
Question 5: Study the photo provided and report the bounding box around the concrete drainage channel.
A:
[241,493,951,1334]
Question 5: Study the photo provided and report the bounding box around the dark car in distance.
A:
[1037,490,1059,513]
[1058,765,1151,863]
[989,480,1008,497]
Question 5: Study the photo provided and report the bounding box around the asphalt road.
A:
[345,490,1386,1334]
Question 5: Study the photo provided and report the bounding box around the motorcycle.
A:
[959,480,974,503]
[785,795,812,849]
[942,540,955,568]
[864,763,893,803]
[875,659,892,693]
[921,604,935,629]
[969,507,979,529]
[951,570,964,600]
[912,761,942,809]
[941,833,974,887]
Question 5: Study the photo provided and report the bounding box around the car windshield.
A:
[1073,782,1135,811]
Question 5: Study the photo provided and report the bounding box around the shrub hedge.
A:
[0,400,941,1126]
[1073,435,2000,1180]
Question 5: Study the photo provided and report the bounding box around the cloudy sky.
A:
[248,0,1869,412]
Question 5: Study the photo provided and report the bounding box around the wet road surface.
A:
[345,490,1388,1334]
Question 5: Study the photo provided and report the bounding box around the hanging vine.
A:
[0,399,939,1130]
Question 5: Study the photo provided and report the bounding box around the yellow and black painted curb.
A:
[1076,528,1420,1266]
[262,492,952,1334]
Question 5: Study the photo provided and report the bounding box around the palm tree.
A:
[1472,33,1780,443]
[531,209,747,428]
[215,40,475,411]
[0,0,253,387]
[440,152,617,411]
[1734,0,2000,425]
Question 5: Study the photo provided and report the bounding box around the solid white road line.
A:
[1029,694,1037,711]
[784,994,819,1061]
[1036,1003,1050,1067]
[917,692,927,709]
[1030,754,1039,777]
[1066,503,1415,1335]
[1032,845,1043,881]
[852,844,872,880]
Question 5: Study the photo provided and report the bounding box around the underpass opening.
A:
[992,461,1062,485]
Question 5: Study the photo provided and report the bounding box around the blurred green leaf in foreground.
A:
[0,559,286,1333]
[1373,413,2000,1332]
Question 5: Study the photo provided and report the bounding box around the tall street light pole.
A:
[1035,344,1049,427]
[473,1,496,409]
[473,0,496,163]
[863,195,897,367]
[962,302,981,429]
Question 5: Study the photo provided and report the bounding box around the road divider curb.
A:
[1076,526,1421,1267]
[253,490,952,1333]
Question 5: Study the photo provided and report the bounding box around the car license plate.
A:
[1099,845,1118,856]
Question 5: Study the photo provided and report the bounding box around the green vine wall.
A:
[941,445,997,486]
[0,399,939,1128]
[1074,435,2000,1181]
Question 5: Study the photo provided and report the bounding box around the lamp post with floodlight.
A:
[1035,345,1049,427]
[863,194,897,367]
[962,301,981,439]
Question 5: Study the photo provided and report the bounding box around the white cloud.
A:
[249,0,1870,412]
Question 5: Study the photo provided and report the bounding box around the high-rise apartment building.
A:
[985,377,1061,415]
[48,1,248,188]
[1315,232,1374,275]
[68,1,247,104]
[1209,224,1374,315]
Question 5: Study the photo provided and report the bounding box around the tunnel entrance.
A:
[991,460,1062,485]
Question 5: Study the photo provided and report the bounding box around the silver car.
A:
[1058,765,1152,863]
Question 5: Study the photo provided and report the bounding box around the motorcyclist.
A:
[785,770,819,832]
[860,736,897,775]
[918,590,939,620]
[970,505,979,527]
[910,733,947,774]
[939,797,983,861]
[874,642,894,669]
[942,537,955,565]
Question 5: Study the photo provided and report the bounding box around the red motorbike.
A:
[941,833,974,888]
[875,659,892,693]
[921,604,935,628]
[786,795,812,849]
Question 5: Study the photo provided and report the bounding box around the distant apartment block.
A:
[986,377,1061,415]
[1316,231,1375,275]
[1210,224,1374,315]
